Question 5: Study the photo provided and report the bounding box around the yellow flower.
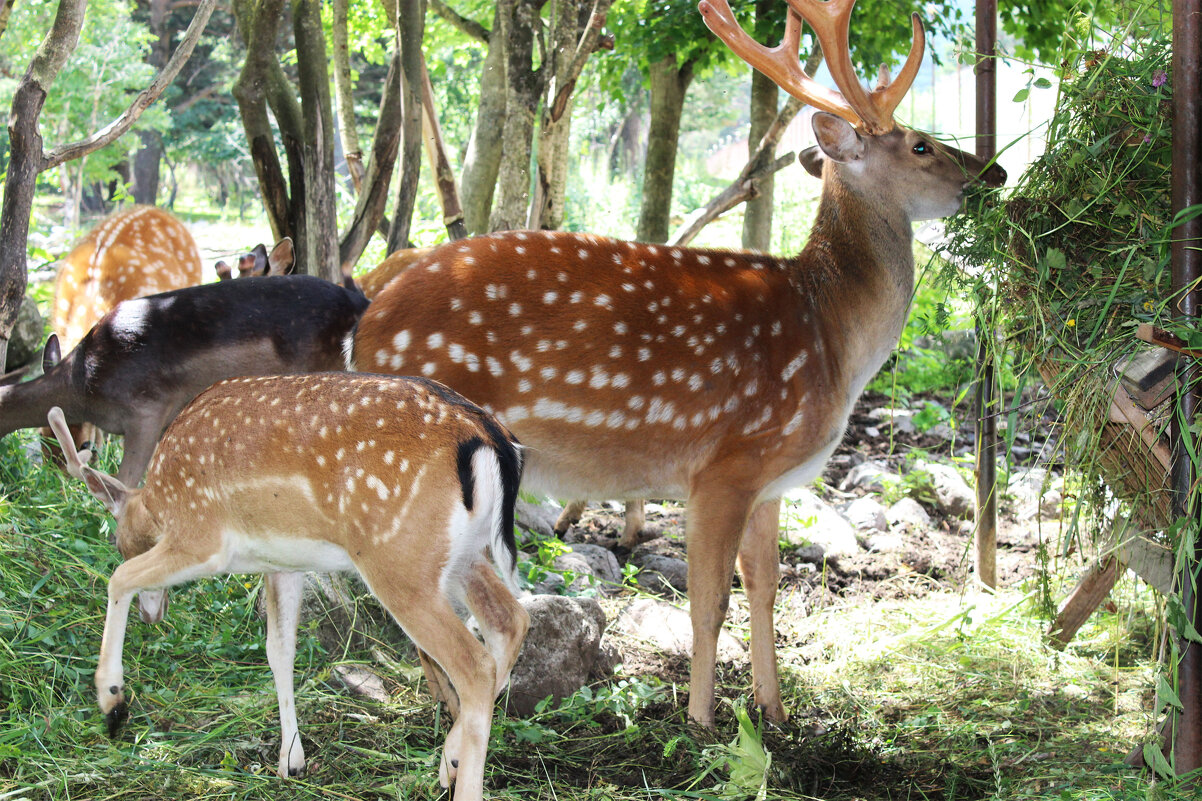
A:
[1066,318,1077,327]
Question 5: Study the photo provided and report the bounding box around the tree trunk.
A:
[636,55,694,244]
[132,0,171,205]
[741,68,777,251]
[292,0,339,283]
[530,0,611,231]
[332,0,365,191]
[420,61,466,241]
[459,4,505,236]
[386,0,426,253]
[232,0,294,243]
[0,0,86,368]
[488,0,545,232]
[339,45,403,272]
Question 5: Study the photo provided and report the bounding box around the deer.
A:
[351,0,1006,727]
[1,271,369,489]
[52,205,203,350]
[214,240,294,281]
[47,205,204,457]
[46,372,528,800]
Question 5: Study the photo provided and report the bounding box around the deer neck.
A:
[793,171,916,396]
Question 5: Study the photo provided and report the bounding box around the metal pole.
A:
[1171,0,1202,774]
[973,0,999,589]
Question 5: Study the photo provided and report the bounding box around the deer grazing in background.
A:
[47,372,527,800]
[52,205,203,350]
[352,0,1005,726]
[47,206,204,455]
[214,240,295,281]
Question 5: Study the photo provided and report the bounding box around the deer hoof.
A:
[105,701,129,738]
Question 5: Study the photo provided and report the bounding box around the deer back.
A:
[53,206,202,350]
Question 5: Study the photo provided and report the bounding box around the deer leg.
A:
[264,572,306,778]
[462,561,529,700]
[737,498,787,723]
[98,541,215,736]
[618,500,646,550]
[418,647,461,719]
[118,416,175,625]
[554,499,587,535]
[685,483,755,726]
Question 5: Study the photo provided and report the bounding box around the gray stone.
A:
[868,407,917,435]
[865,532,906,553]
[917,461,975,519]
[631,553,688,596]
[1007,467,1064,521]
[793,544,828,564]
[838,460,897,493]
[887,497,932,530]
[839,497,888,532]
[516,498,562,539]
[781,488,860,557]
[568,543,623,587]
[613,598,744,663]
[504,595,615,716]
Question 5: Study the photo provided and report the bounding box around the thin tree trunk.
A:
[0,0,17,41]
[339,45,403,272]
[636,55,694,244]
[332,0,365,191]
[133,0,170,205]
[420,60,466,240]
[387,0,425,252]
[489,0,545,232]
[292,0,339,283]
[459,3,505,235]
[530,0,611,230]
[741,68,777,251]
[0,0,86,369]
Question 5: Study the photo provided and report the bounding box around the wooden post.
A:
[973,0,999,589]
[1171,0,1202,774]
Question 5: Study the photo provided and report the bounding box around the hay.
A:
[941,13,1182,539]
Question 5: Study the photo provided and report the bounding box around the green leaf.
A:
[1034,77,1053,89]
[1155,674,1183,712]
[1013,88,1030,103]
[1143,742,1175,779]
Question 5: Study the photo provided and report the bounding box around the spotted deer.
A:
[47,206,204,455]
[1,274,369,487]
[47,372,527,799]
[352,0,1005,726]
[53,206,203,350]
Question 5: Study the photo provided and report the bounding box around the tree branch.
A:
[44,0,218,170]
[548,0,613,122]
[428,0,489,43]
[668,152,793,247]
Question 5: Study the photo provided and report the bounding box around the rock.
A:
[630,553,688,596]
[504,595,615,716]
[332,664,390,703]
[613,598,744,663]
[516,498,562,539]
[543,552,597,595]
[292,572,408,655]
[865,532,906,553]
[887,498,931,530]
[868,407,917,435]
[793,544,828,564]
[567,543,623,587]
[6,295,45,372]
[1008,467,1064,521]
[916,461,975,519]
[839,497,888,532]
[838,460,897,493]
[781,488,860,557]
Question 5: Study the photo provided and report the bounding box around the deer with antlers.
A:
[47,372,527,799]
[352,0,1005,725]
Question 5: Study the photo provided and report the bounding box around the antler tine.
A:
[46,406,93,480]
[787,0,924,134]
[868,12,925,126]
[698,0,864,129]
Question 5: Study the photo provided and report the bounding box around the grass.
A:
[0,427,1195,800]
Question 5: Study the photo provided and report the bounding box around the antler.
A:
[698,0,925,135]
[47,406,94,480]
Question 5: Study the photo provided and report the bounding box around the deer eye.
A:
[912,141,932,156]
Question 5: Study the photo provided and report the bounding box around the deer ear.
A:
[811,112,864,164]
[42,334,61,371]
[798,147,825,178]
[81,466,129,517]
[250,243,270,276]
[268,238,295,275]
[214,260,233,281]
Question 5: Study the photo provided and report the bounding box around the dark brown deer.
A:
[47,372,527,799]
[2,274,369,488]
[351,0,1005,726]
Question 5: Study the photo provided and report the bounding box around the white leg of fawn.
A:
[351,0,1005,726]
[47,372,528,799]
